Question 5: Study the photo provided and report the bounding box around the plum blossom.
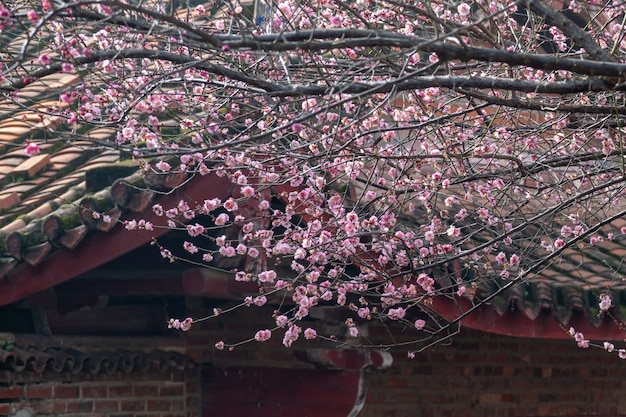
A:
[25,142,41,157]
[569,328,589,348]
[253,296,267,306]
[214,213,230,226]
[180,317,193,331]
[304,328,317,340]
[223,198,239,212]
[276,315,289,327]
[168,317,192,331]
[155,160,171,172]
[183,241,198,254]
[599,293,612,312]
[283,325,301,347]
[254,329,272,342]
[456,285,466,297]
[457,2,471,16]
[415,319,426,330]
[387,307,406,320]
[27,10,39,22]
[187,223,206,237]
[258,270,277,283]
[38,54,51,66]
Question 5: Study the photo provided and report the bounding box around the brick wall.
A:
[360,329,626,417]
[0,368,200,417]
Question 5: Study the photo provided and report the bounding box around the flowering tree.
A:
[4,0,626,352]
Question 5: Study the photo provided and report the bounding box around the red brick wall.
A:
[361,329,626,417]
[0,368,201,417]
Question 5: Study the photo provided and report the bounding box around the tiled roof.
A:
[0,334,192,374]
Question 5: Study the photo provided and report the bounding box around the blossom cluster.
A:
[11,0,626,352]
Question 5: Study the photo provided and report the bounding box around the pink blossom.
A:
[152,204,164,216]
[223,198,239,212]
[561,225,572,238]
[599,294,612,312]
[457,2,471,16]
[38,54,51,66]
[187,223,206,237]
[253,296,267,306]
[25,142,41,157]
[348,326,359,337]
[276,315,289,327]
[202,199,220,213]
[619,350,626,360]
[258,270,277,283]
[283,325,301,347]
[241,186,255,197]
[155,160,171,172]
[215,341,225,350]
[61,62,74,73]
[304,328,317,340]
[183,241,198,254]
[456,285,466,297]
[447,225,460,237]
[219,246,236,257]
[235,243,247,255]
[387,307,406,320]
[215,213,230,226]
[415,319,426,330]
[495,251,507,265]
[604,342,615,352]
[180,317,193,331]
[27,10,38,22]
[254,329,272,342]
[125,220,138,230]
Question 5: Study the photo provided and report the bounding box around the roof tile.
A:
[0,193,19,211]
[13,154,50,178]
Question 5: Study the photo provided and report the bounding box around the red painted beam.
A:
[0,174,234,307]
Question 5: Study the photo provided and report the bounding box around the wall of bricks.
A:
[360,328,626,417]
[0,368,201,417]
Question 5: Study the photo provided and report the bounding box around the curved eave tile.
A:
[0,346,193,375]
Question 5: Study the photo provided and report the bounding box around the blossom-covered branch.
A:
[5,0,626,352]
